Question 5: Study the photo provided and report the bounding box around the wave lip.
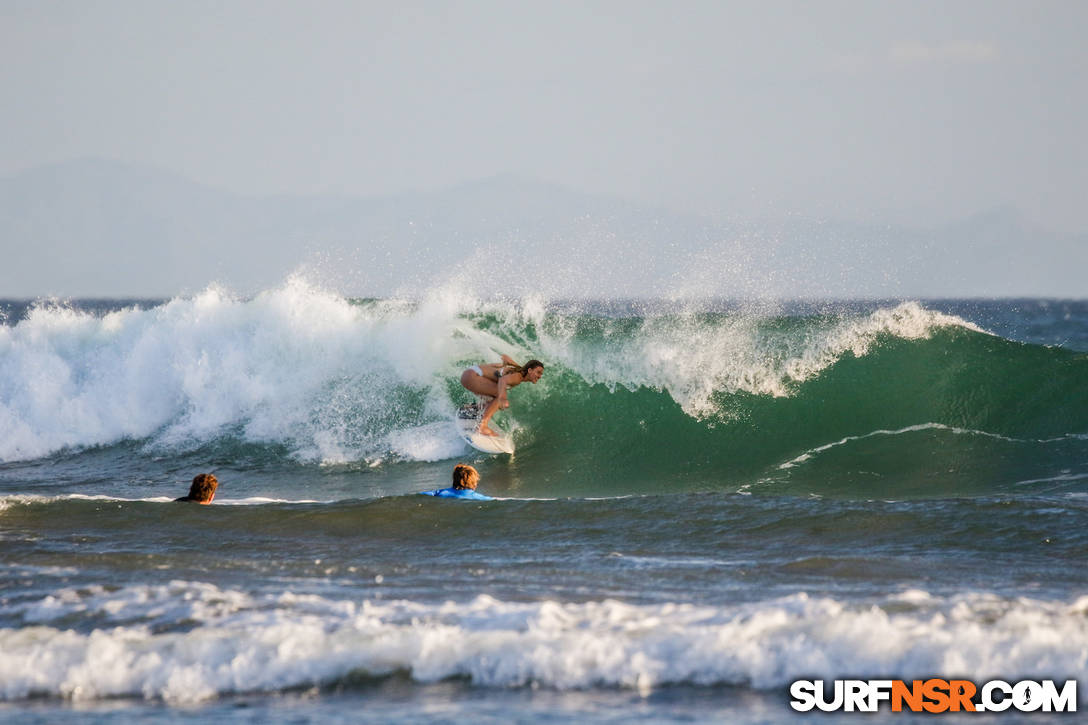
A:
[538,301,985,419]
[1,582,1085,703]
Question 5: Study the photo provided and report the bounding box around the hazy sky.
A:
[2,0,1087,233]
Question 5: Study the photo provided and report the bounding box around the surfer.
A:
[460,355,544,436]
[420,463,493,501]
[174,473,218,504]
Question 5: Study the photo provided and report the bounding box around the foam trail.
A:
[777,423,1033,470]
[0,582,1085,702]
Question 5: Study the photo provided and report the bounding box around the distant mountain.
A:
[0,159,1083,298]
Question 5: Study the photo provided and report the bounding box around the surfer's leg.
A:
[478,396,502,436]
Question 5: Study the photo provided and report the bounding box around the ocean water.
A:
[1,281,1086,723]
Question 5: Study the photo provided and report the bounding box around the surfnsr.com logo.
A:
[790,679,1077,713]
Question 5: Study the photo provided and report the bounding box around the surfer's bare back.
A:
[460,355,544,436]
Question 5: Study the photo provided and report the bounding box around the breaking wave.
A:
[1,581,1085,702]
[2,279,1086,496]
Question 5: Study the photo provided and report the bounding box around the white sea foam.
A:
[1014,472,1088,488]
[385,421,469,463]
[213,496,327,505]
[0,494,170,512]
[0,278,507,464]
[0,582,1085,703]
[777,423,1029,470]
[0,494,326,512]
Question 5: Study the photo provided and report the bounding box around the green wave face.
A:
[478,305,1088,498]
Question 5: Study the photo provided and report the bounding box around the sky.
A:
[2,0,1086,235]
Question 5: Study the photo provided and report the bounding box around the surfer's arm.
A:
[495,375,512,406]
[478,394,501,432]
[500,354,519,367]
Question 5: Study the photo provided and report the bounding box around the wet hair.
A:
[187,473,218,502]
[451,464,480,490]
[501,359,543,377]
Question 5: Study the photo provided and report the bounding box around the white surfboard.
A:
[456,403,515,455]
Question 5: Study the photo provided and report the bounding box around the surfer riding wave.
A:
[460,355,544,436]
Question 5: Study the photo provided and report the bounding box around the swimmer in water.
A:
[459,355,544,436]
[420,463,493,501]
[174,473,218,504]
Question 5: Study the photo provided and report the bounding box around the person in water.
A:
[174,473,218,504]
[420,463,493,501]
[460,355,544,436]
